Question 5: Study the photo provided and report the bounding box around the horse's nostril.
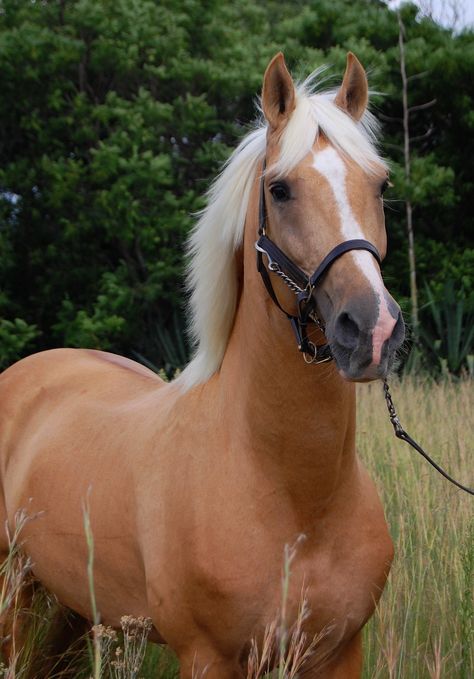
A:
[335,311,360,350]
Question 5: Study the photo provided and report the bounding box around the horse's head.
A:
[260,52,405,381]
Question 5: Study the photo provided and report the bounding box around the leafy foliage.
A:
[0,0,472,373]
[0,318,38,369]
[418,281,474,376]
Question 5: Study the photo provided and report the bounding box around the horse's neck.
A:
[217,184,357,513]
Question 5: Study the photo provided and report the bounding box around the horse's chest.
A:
[269,543,386,637]
[286,549,378,640]
[188,523,392,661]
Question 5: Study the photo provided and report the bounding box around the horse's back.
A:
[0,347,163,394]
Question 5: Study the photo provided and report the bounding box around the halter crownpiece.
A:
[255,158,381,363]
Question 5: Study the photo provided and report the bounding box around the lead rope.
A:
[383,379,474,496]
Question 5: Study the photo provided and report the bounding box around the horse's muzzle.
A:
[327,291,405,381]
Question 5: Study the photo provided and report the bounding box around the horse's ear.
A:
[334,52,368,121]
[262,52,296,130]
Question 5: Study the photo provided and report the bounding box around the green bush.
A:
[0,318,38,369]
[417,281,474,376]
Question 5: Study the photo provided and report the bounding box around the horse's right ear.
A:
[262,53,296,131]
[334,52,368,121]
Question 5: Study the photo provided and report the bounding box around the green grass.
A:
[1,377,472,677]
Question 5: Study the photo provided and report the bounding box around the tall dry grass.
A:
[358,377,473,678]
[0,377,472,677]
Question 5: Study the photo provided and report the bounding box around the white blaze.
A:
[312,147,396,365]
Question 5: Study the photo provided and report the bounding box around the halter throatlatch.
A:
[255,159,381,363]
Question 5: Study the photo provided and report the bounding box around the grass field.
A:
[1,376,472,678]
[359,377,473,679]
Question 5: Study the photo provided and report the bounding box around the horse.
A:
[0,52,405,677]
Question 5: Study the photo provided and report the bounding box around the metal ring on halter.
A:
[303,342,318,364]
[313,353,333,365]
[305,347,333,365]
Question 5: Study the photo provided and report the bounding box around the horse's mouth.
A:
[329,330,404,382]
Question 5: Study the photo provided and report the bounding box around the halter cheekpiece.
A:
[255,158,381,363]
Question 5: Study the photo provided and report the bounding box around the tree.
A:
[0,0,472,373]
[396,10,436,340]
[0,0,283,370]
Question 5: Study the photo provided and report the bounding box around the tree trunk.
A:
[398,12,419,340]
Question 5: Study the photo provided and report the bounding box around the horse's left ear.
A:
[262,52,296,131]
[334,52,368,121]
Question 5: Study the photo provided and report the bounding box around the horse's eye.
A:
[380,179,391,196]
[270,182,291,202]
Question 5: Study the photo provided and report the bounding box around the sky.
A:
[388,0,474,30]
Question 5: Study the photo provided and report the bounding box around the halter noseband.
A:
[255,159,382,363]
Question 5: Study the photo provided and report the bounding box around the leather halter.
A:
[255,159,381,362]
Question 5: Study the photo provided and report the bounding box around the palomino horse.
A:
[0,52,404,677]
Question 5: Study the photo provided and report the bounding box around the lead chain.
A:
[383,379,404,435]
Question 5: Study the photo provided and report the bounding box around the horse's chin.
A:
[337,370,383,383]
[330,344,396,383]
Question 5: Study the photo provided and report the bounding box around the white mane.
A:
[176,71,387,391]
